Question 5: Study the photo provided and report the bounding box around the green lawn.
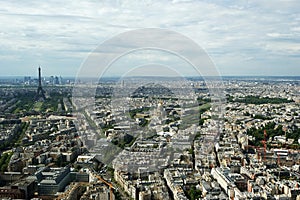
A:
[33,101,43,112]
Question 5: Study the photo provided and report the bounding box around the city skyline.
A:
[0,0,300,77]
[0,74,299,199]
[0,1,300,199]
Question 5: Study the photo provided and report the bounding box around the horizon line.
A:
[0,75,300,78]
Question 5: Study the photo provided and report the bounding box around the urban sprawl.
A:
[0,73,299,200]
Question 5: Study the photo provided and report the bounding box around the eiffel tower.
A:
[36,66,46,100]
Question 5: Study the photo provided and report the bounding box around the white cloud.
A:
[0,0,299,76]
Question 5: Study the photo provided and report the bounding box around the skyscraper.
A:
[36,66,46,100]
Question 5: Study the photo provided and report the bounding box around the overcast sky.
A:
[0,0,300,77]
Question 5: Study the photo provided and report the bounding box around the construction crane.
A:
[92,172,114,200]
[261,130,267,162]
[277,153,280,166]
[244,130,268,162]
[56,169,114,200]
[245,145,264,160]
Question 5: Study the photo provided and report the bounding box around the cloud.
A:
[0,0,299,76]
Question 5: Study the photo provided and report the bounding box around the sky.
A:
[0,0,300,77]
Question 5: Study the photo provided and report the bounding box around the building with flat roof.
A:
[36,166,71,196]
[0,187,25,199]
